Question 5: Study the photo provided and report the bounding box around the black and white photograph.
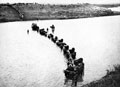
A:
[0,0,120,87]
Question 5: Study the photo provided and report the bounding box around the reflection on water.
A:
[109,7,120,12]
[0,16,120,86]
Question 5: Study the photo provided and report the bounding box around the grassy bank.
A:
[81,65,120,87]
[0,3,120,23]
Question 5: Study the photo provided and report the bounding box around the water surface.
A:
[0,16,120,86]
[109,7,120,11]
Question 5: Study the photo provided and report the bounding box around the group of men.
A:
[64,58,84,87]
[31,23,84,87]
[31,23,77,63]
[31,23,55,35]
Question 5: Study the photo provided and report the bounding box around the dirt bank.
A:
[81,65,120,87]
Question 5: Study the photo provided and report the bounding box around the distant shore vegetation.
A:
[0,3,120,23]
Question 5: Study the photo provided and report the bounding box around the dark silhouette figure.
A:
[71,52,76,60]
[48,34,51,39]
[58,39,63,43]
[60,42,67,50]
[56,39,66,50]
[48,33,53,39]
[64,64,75,85]
[69,48,75,54]
[27,30,29,34]
[63,50,70,60]
[62,45,71,60]
[72,58,84,87]
[64,58,84,87]
[54,36,58,43]
[39,28,47,37]
[50,24,55,34]
[63,45,69,51]
[67,58,73,67]
[69,48,76,60]
[46,28,49,33]
[31,23,39,32]
[51,36,58,43]
[56,41,61,48]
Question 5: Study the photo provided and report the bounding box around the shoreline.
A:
[81,65,120,87]
[0,14,120,23]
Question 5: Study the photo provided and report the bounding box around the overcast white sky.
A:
[0,0,120,4]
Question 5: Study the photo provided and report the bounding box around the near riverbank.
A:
[82,65,120,87]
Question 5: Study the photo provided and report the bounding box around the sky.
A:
[0,0,120,4]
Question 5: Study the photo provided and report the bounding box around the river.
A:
[0,15,120,87]
[109,7,120,12]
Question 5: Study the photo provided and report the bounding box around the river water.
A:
[109,7,120,12]
[0,15,120,87]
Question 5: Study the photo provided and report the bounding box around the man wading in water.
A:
[72,58,84,87]
[50,24,55,34]
[64,58,84,87]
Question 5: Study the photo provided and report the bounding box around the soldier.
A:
[39,28,47,37]
[64,64,75,85]
[31,23,39,32]
[69,48,76,60]
[72,58,84,87]
[27,29,29,34]
[46,28,49,33]
[50,24,55,34]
